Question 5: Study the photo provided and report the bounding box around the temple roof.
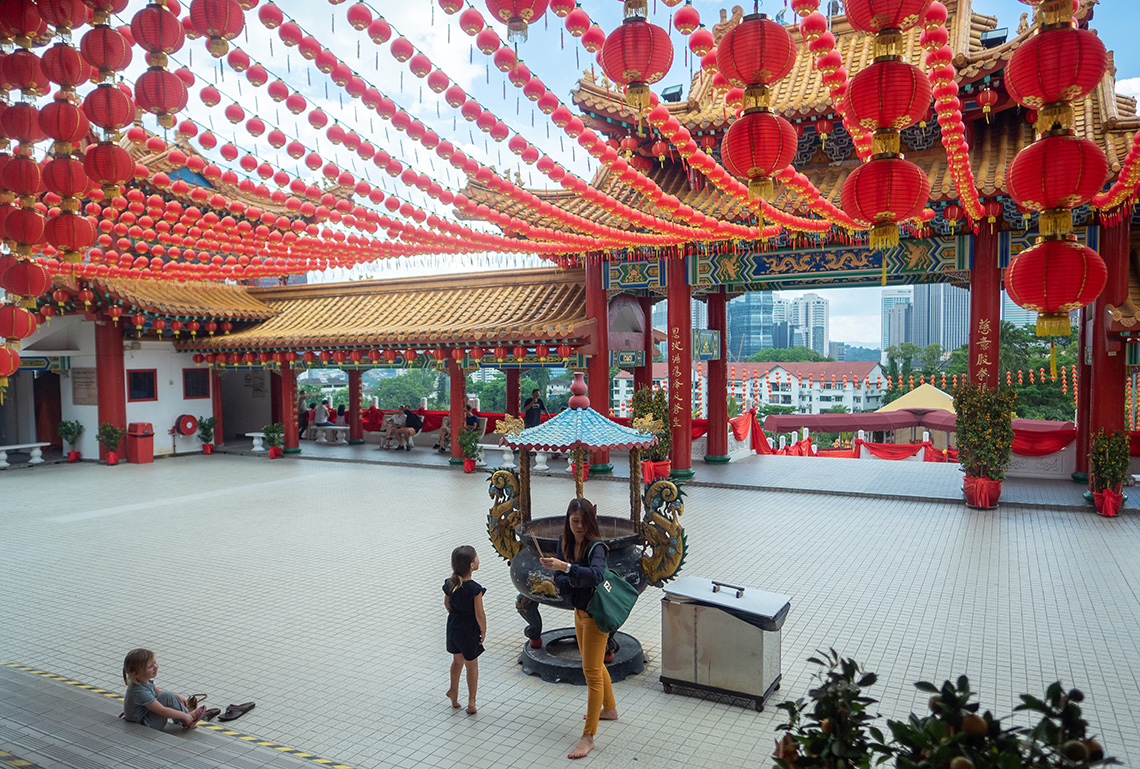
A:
[177,267,593,351]
[53,276,276,320]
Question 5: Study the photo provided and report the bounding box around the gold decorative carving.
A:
[711,6,745,45]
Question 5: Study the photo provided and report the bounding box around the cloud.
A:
[1117,77,1140,99]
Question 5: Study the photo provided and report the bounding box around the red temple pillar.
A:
[211,369,224,446]
[667,255,694,478]
[705,289,729,463]
[1073,306,1092,480]
[94,320,126,460]
[968,227,1001,387]
[270,371,282,425]
[280,364,300,454]
[505,368,520,416]
[633,296,654,393]
[448,357,466,465]
[348,369,364,444]
[1089,220,1130,441]
[585,258,612,473]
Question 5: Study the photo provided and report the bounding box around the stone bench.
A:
[244,432,266,452]
[478,443,517,468]
[307,425,349,444]
[0,442,51,469]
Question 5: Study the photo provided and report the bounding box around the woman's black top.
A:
[553,538,607,611]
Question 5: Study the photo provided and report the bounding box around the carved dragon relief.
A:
[640,479,687,586]
[487,468,522,562]
[711,6,745,45]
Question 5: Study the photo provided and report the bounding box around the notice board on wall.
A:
[71,368,97,405]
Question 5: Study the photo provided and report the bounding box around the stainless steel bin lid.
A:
[663,576,791,631]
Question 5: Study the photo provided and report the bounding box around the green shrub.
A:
[631,386,670,462]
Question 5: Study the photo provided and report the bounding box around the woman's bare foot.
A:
[582,708,619,721]
[568,735,595,759]
[445,689,461,709]
[466,702,477,715]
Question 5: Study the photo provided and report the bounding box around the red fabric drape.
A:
[729,413,751,442]
[963,476,1002,507]
[815,447,859,458]
[853,438,926,460]
[1012,428,1077,457]
[360,408,511,436]
[751,413,774,454]
[1093,488,1123,516]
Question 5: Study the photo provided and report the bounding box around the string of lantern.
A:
[1002,0,1109,376]
[1091,131,1140,219]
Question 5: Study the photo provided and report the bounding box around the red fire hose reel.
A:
[175,414,199,436]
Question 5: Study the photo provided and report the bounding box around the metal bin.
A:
[660,576,791,710]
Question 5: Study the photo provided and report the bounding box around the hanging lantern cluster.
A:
[188,0,245,57]
[798,11,871,159]
[716,9,798,208]
[838,0,934,251]
[1004,0,1109,340]
[599,0,672,112]
[131,1,188,129]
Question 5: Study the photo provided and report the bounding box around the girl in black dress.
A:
[443,545,486,714]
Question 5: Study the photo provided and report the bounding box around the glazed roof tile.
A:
[55,276,276,320]
[179,267,592,350]
[501,406,658,452]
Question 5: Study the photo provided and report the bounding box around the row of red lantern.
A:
[557,5,852,236]
[798,9,873,162]
[920,2,985,226]
[1091,128,1140,216]
[1003,0,1108,340]
[836,0,934,252]
[187,343,579,366]
[258,10,718,247]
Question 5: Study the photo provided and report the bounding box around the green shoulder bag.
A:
[584,542,638,634]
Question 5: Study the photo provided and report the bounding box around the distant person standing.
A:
[297,393,309,438]
[523,389,549,429]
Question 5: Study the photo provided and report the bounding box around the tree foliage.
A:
[368,369,441,409]
[747,346,833,363]
[844,346,882,362]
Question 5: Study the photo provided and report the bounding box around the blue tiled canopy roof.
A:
[501,407,659,452]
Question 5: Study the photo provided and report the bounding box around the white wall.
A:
[57,319,98,456]
[118,340,215,457]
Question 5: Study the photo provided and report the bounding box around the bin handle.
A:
[711,580,745,598]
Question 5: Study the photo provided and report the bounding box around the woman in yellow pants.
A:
[541,498,618,759]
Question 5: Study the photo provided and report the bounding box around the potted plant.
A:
[96,422,127,465]
[458,426,481,472]
[1088,429,1129,517]
[773,648,890,769]
[262,422,285,458]
[631,386,671,482]
[58,419,84,462]
[197,416,217,454]
[952,385,1016,509]
[888,676,1023,769]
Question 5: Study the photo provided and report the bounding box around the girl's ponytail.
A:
[448,545,477,591]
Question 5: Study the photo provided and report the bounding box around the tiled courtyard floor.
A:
[2,455,1138,768]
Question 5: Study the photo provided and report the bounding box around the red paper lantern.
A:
[84,142,134,196]
[390,37,414,62]
[189,0,244,56]
[0,305,38,341]
[599,16,673,110]
[41,43,89,88]
[80,24,133,75]
[716,14,795,95]
[1005,27,1107,118]
[843,59,931,133]
[131,2,184,54]
[346,3,371,30]
[839,157,930,251]
[1005,133,1107,235]
[672,2,699,34]
[485,0,548,43]
[0,261,50,297]
[721,109,797,200]
[512,345,527,358]
[402,349,417,362]
[83,83,134,129]
[844,0,932,34]
[564,7,589,36]
[0,346,20,390]
[135,67,189,128]
[1005,238,1106,336]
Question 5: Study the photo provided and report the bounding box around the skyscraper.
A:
[888,302,913,351]
[1002,290,1036,329]
[912,283,969,353]
[726,292,774,360]
[880,288,912,363]
[789,293,830,356]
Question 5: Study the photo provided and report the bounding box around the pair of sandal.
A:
[217,702,256,722]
